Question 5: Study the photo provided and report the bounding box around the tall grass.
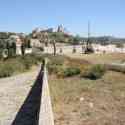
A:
[0,54,44,78]
[82,64,106,80]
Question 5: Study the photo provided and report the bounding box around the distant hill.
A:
[80,36,125,45]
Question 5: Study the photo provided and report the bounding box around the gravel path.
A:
[0,67,40,125]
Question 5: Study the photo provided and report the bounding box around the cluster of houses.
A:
[7,34,32,56]
[1,25,125,57]
[0,25,66,57]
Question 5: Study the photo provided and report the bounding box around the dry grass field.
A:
[67,53,125,64]
[49,71,125,125]
[1,53,125,125]
[48,53,125,125]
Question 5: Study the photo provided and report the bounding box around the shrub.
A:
[21,54,46,70]
[7,58,26,73]
[35,56,44,63]
[115,43,124,48]
[0,54,45,78]
[22,55,38,69]
[47,56,89,78]
[61,67,81,77]
[0,49,4,59]
[47,55,66,74]
[72,47,76,53]
[48,64,60,74]
[22,59,32,70]
[48,64,81,77]
[48,55,65,66]
[0,63,14,78]
[82,64,106,80]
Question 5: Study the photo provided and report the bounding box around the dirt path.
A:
[0,67,40,125]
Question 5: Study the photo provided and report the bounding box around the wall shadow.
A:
[11,66,44,125]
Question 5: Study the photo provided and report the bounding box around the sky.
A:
[0,0,125,37]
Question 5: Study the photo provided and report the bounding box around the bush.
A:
[48,63,81,77]
[115,43,124,48]
[21,55,38,69]
[0,49,3,59]
[72,47,76,53]
[63,67,81,77]
[0,63,14,78]
[48,55,65,66]
[47,55,66,74]
[47,56,89,78]
[82,64,106,80]
[0,54,45,78]
[48,64,60,74]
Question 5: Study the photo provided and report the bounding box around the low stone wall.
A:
[105,63,125,73]
[39,62,54,125]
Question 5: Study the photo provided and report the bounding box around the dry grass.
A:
[49,71,125,125]
[67,53,125,64]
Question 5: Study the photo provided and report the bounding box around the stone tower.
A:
[57,24,64,32]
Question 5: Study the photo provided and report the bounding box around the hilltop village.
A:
[0,25,125,58]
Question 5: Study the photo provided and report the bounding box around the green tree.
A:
[72,35,81,45]
[21,43,25,56]
[12,42,16,54]
[52,40,56,56]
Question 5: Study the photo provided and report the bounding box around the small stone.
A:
[89,102,94,108]
[80,97,85,102]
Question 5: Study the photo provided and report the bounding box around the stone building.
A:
[9,34,32,55]
[30,39,42,47]
[9,35,22,55]
[57,25,65,32]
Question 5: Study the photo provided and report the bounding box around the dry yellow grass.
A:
[67,53,125,64]
[49,71,125,125]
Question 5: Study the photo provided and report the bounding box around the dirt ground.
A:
[49,71,125,125]
[0,67,39,125]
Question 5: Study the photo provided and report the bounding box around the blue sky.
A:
[0,0,125,37]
